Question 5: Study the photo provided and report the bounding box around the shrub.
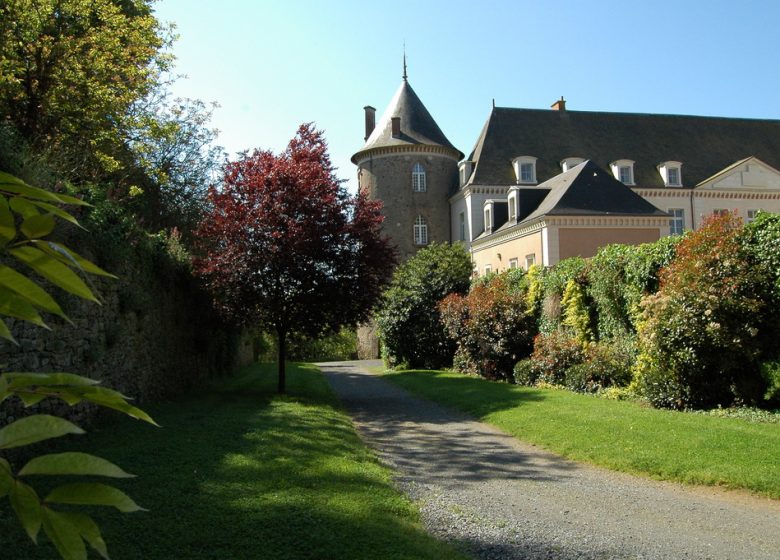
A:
[440,271,535,380]
[286,327,358,362]
[588,237,682,340]
[561,279,594,344]
[564,339,636,393]
[634,213,771,409]
[538,257,588,334]
[761,361,780,406]
[529,331,585,385]
[377,243,473,369]
[513,359,537,386]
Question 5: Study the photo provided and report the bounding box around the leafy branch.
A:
[0,171,157,560]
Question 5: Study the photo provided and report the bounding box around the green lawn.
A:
[0,363,465,560]
[381,369,780,499]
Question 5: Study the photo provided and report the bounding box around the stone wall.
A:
[0,249,252,428]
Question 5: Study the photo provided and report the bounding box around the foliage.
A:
[285,327,358,362]
[742,212,780,359]
[564,339,636,394]
[124,92,223,233]
[538,256,587,333]
[634,213,771,409]
[376,242,472,369]
[439,271,535,380]
[0,172,156,560]
[512,359,536,386]
[0,0,170,178]
[527,331,585,386]
[195,124,396,392]
[523,264,543,316]
[382,369,780,498]
[560,279,594,344]
[587,237,681,339]
[760,361,780,406]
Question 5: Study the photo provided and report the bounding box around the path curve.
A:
[320,360,780,560]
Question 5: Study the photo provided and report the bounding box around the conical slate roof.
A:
[522,160,668,223]
[352,80,463,162]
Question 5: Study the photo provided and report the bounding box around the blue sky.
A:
[153,0,780,191]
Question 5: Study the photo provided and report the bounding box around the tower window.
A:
[414,215,428,245]
[459,212,466,241]
[412,163,426,192]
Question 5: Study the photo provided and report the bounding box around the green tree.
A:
[0,171,156,559]
[377,243,473,369]
[0,0,170,178]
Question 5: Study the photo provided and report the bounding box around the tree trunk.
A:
[277,328,286,394]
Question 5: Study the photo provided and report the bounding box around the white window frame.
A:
[669,208,685,235]
[713,209,729,217]
[508,258,519,269]
[512,156,537,184]
[747,209,760,223]
[610,159,635,185]
[413,215,428,245]
[484,206,492,234]
[459,212,466,241]
[412,163,426,192]
[525,254,536,270]
[561,157,585,172]
[658,161,683,187]
[507,191,517,222]
[484,264,492,275]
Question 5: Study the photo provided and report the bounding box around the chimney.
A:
[391,116,401,138]
[363,106,376,141]
[551,96,566,111]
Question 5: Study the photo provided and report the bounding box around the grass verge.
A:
[382,369,780,499]
[0,363,465,559]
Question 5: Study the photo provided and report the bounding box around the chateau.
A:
[352,74,780,271]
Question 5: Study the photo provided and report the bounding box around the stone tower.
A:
[352,72,463,261]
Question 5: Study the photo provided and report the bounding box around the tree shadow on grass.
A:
[0,363,465,560]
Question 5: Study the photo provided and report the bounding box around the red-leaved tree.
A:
[195,124,396,392]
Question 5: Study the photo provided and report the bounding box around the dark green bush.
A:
[513,359,537,386]
[564,339,635,393]
[377,243,473,369]
[286,328,358,362]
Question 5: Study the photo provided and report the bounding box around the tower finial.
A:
[402,43,408,81]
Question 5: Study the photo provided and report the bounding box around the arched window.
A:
[412,163,426,192]
[413,215,428,245]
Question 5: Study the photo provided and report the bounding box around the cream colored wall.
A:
[471,231,543,275]
[557,228,661,261]
[692,194,780,228]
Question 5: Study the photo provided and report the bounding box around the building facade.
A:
[353,80,780,271]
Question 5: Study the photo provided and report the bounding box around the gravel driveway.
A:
[319,360,780,560]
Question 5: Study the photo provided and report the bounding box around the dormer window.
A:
[412,163,426,192]
[459,160,473,187]
[484,206,492,234]
[512,156,537,184]
[610,159,635,185]
[658,161,683,187]
[507,187,519,223]
[561,157,585,172]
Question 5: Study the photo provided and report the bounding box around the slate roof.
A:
[522,160,668,223]
[467,107,780,188]
[352,80,463,162]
